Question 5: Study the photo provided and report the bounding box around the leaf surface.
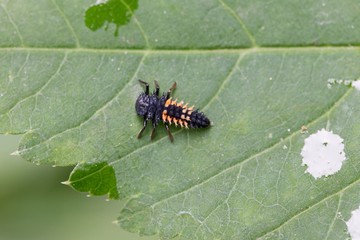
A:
[1,0,360,239]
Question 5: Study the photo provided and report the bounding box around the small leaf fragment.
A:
[85,0,139,36]
[68,162,119,199]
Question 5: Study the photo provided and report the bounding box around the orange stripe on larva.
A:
[165,98,172,107]
[178,119,184,127]
[173,118,178,126]
[177,101,184,107]
[162,110,167,122]
[184,121,189,128]
[167,116,173,124]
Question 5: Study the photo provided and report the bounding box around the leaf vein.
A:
[324,193,342,240]
[1,46,359,54]
[0,52,68,117]
[120,0,150,49]
[194,164,243,237]
[18,52,148,154]
[0,3,24,46]
[50,0,81,48]
[257,178,357,239]
[217,0,257,46]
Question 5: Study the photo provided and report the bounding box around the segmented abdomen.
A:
[161,98,210,128]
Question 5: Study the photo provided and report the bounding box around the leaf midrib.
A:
[0,46,359,54]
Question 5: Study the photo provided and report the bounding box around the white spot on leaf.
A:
[95,0,106,4]
[300,129,346,179]
[352,80,360,91]
[346,206,360,240]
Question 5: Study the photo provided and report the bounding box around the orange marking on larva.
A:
[167,116,173,124]
[184,121,189,128]
[186,116,190,121]
[162,110,167,122]
[183,103,188,108]
[181,114,185,119]
[173,118,178,126]
[182,108,187,113]
[188,111,193,115]
[188,106,194,111]
[177,101,184,107]
[178,119,184,127]
[171,99,177,105]
[165,98,172,107]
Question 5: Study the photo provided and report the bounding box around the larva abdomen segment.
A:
[162,98,210,129]
[189,110,211,128]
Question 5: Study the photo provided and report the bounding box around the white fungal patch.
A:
[346,206,360,240]
[300,129,346,179]
[95,0,107,4]
[352,80,360,91]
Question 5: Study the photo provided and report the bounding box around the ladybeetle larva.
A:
[135,80,211,142]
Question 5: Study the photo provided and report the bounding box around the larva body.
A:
[135,80,210,142]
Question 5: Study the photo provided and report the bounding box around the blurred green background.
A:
[0,135,156,240]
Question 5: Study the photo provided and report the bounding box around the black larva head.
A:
[135,92,150,116]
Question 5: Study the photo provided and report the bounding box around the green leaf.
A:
[1,0,360,239]
[84,0,139,37]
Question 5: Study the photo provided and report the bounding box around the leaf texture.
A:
[0,0,360,239]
